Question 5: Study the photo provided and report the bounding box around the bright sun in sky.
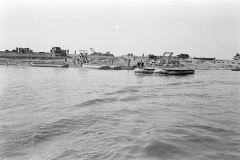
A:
[116,25,119,29]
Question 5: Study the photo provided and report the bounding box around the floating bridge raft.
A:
[30,62,69,68]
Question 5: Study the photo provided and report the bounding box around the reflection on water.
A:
[0,66,240,160]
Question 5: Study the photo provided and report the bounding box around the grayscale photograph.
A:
[0,0,240,159]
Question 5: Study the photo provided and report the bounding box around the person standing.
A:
[128,58,131,66]
[137,61,141,68]
[72,57,75,66]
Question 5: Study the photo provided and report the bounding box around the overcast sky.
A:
[1,0,240,59]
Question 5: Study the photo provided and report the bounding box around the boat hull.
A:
[154,67,195,75]
[134,68,154,74]
[30,62,69,68]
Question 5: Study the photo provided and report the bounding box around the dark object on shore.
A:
[176,53,190,59]
[233,53,240,60]
[231,67,240,71]
[193,57,215,60]
[50,47,68,57]
[29,62,69,68]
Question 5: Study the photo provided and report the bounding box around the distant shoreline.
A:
[1,52,239,70]
[1,57,239,70]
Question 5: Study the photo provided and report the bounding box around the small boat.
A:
[153,52,195,75]
[153,67,195,75]
[82,64,111,69]
[30,62,69,68]
[134,67,155,74]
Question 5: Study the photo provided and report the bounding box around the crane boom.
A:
[90,48,96,54]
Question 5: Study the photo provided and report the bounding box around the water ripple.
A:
[0,67,240,160]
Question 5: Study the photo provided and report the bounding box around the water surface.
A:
[0,66,240,160]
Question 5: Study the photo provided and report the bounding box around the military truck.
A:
[50,47,68,57]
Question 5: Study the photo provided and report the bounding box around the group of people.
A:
[70,53,89,66]
[137,61,145,68]
[136,59,184,68]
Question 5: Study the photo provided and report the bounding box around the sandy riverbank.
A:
[1,56,240,70]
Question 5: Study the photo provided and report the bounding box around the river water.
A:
[0,66,240,160]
